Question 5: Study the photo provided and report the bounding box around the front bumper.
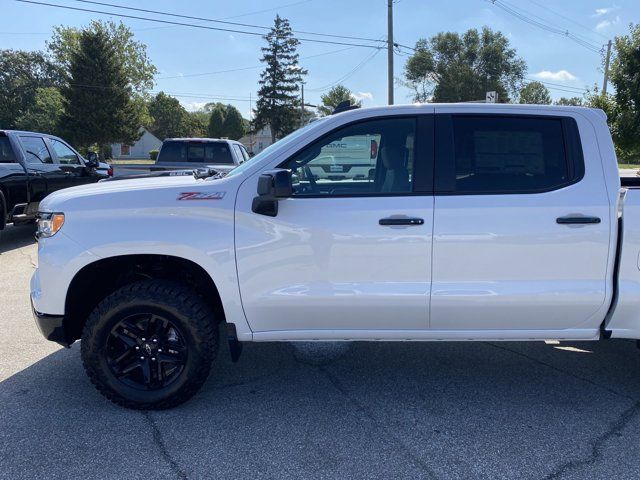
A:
[31,299,70,347]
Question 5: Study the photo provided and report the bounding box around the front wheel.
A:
[81,280,219,409]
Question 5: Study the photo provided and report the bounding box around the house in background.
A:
[239,127,273,156]
[110,127,162,160]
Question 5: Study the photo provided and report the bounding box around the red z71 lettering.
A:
[177,192,225,200]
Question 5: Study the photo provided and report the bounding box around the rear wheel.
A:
[81,280,218,409]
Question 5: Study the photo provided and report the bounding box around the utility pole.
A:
[387,0,394,105]
[249,92,254,155]
[301,82,305,126]
[602,39,612,95]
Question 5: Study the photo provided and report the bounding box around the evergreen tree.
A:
[207,104,226,138]
[253,15,306,142]
[60,29,142,156]
[222,105,245,140]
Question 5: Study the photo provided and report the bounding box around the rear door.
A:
[430,110,611,332]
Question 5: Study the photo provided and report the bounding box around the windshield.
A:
[226,119,327,177]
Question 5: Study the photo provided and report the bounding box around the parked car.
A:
[31,103,636,409]
[0,130,111,230]
[111,138,249,177]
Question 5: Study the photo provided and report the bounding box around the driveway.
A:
[1,224,640,479]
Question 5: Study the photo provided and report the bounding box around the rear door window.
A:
[159,141,234,164]
[19,136,53,164]
[436,115,583,194]
[0,137,17,163]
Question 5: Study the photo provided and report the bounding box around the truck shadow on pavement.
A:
[0,224,36,254]
[2,338,640,479]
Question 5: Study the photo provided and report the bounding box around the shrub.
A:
[149,149,159,161]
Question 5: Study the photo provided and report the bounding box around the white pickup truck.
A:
[30,103,640,409]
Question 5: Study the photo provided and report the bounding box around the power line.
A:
[306,47,382,92]
[157,46,357,80]
[486,0,604,54]
[73,0,387,44]
[524,0,610,41]
[15,0,385,49]
[524,78,586,93]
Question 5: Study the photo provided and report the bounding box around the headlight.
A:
[36,212,65,238]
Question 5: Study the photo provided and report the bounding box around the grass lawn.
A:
[108,159,156,165]
[619,163,640,169]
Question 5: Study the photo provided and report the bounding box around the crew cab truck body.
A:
[30,103,638,409]
[111,138,248,177]
[0,130,109,230]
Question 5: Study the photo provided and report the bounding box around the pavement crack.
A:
[16,246,37,268]
[486,342,639,402]
[290,345,440,479]
[142,411,188,480]
[543,402,640,479]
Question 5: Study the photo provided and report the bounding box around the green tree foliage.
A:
[584,86,639,161]
[222,106,246,140]
[15,87,64,135]
[48,20,156,94]
[208,104,226,138]
[187,111,210,137]
[206,103,245,139]
[318,85,362,116]
[609,23,640,158]
[555,97,584,106]
[60,29,142,155]
[404,27,526,103]
[518,81,552,105]
[0,49,62,129]
[253,15,306,142]
[147,92,191,140]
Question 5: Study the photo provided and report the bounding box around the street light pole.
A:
[387,0,394,105]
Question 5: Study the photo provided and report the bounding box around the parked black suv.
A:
[0,130,111,230]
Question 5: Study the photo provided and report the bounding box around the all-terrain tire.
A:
[81,280,219,409]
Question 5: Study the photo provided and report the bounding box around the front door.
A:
[430,110,612,332]
[18,135,64,202]
[47,138,92,188]
[235,115,435,333]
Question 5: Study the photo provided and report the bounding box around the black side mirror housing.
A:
[86,152,99,169]
[252,169,293,217]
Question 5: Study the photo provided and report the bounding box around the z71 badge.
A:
[177,192,226,201]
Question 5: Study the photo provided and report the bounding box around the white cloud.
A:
[594,7,613,16]
[595,15,620,31]
[532,70,577,82]
[353,91,373,101]
[181,101,207,112]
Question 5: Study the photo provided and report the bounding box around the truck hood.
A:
[39,174,233,213]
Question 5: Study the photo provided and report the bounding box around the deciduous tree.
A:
[0,49,62,129]
[318,85,361,116]
[519,81,552,105]
[404,27,526,103]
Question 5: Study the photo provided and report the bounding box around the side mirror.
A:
[252,169,293,217]
[86,152,99,169]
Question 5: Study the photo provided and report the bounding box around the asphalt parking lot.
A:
[2,224,640,479]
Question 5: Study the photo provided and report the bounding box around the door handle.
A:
[556,216,601,225]
[379,217,424,226]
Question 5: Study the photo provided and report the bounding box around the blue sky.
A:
[3,0,638,119]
